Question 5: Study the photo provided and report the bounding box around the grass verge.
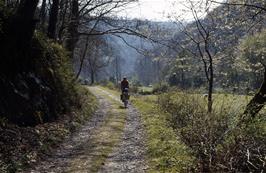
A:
[131,96,195,172]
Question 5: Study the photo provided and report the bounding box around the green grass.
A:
[131,96,195,172]
[138,86,153,92]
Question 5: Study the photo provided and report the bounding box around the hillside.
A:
[131,0,266,91]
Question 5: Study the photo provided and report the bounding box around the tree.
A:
[0,0,39,74]
[173,0,218,113]
[65,0,134,58]
[39,0,47,31]
[47,0,60,39]
[208,0,266,117]
[75,35,112,84]
[239,29,266,117]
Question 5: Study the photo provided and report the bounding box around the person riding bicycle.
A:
[120,77,130,107]
[120,77,129,92]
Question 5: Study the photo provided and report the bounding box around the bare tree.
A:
[172,0,217,113]
[75,35,112,84]
[75,36,89,80]
[64,0,135,58]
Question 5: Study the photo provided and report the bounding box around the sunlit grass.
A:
[138,86,153,92]
[131,96,195,172]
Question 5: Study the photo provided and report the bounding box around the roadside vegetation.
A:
[1,0,265,172]
[99,86,195,172]
[0,86,97,172]
[101,84,265,172]
[131,95,195,172]
[159,91,265,172]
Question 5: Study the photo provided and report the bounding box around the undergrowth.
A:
[159,91,266,172]
[0,31,98,172]
[0,86,97,173]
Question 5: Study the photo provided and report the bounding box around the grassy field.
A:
[138,86,153,93]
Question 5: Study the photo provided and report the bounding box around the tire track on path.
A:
[97,87,148,173]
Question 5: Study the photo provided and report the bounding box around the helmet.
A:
[123,77,127,80]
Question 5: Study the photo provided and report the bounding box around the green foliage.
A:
[152,83,169,94]
[100,80,117,90]
[232,29,266,90]
[0,31,86,125]
[30,32,79,120]
[238,29,266,72]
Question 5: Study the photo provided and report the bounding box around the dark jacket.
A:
[121,79,129,90]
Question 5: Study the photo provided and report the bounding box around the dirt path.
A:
[24,86,148,173]
[97,88,148,173]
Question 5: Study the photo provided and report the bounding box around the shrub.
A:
[0,32,79,126]
[215,116,266,172]
[30,32,79,121]
[105,81,116,89]
[159,92,230,171]
[130,85,139,94]
[152,82,169,94]
[158,92,265,172]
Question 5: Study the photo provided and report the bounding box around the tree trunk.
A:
[58,0,69,43]
[90,69,95,85]
[1,0,39,74]
[47,0,59,39]
[75,36,89,80]
[39,0,46,31]
[208,61,213,113]
[65,0,79,57]
[244,68,266,117]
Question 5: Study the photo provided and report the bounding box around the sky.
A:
[115,0,222,22]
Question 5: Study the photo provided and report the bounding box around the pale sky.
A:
[115,0,222,21]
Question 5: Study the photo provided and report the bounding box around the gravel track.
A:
[23,87,148,173]
[98,88,148,173]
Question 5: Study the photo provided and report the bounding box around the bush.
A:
[152,83,169,94]
[158,92,265,172]
[29,32,79,123]
[0,32,79,126]
[159,92,230,171]
[129,85,139,94]
[100,81,117,90]
[216,117,266,172]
